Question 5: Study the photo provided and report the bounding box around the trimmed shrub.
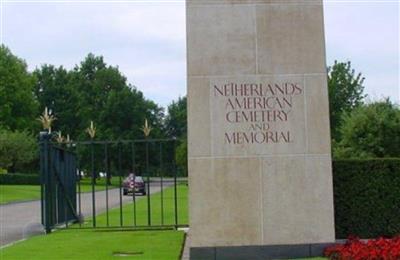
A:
[333,159,400,238]
[0,173,40,185]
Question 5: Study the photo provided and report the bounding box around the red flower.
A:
[324,235,400,260]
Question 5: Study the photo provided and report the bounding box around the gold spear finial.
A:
[86,121,96,139]
[141,118,152,138]
[37,107,56,133]
[65,134,72,147]
[56,131,64,143]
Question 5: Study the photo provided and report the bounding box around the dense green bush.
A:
[334,100,400,158]
[333,159,400,238]
[0,129,38,173]
[0,173,39,185]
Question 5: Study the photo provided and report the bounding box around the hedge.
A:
[333,158,400,239]
[0,173,40,185]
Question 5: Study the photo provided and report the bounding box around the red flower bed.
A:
[324,236,400,260]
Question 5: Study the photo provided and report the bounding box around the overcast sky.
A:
[1,0,399,108]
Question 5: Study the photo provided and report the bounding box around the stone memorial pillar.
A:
[187,0,335,259]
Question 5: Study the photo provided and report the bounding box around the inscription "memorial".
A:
[213,82,303,145]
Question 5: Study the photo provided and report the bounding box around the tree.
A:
[70,54,126,135]
[334,99,400,158]
[34,65,81,137]
[34,54,165,141]
[165,97,187,176]
[99,87,164,140]
[0,129,37,173]
[175,139,187,176]
[164,96,187,139]
[328,61,366,142]
[0,45,38,131]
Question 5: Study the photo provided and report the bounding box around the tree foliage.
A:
[328,61,366,142]
[34,64,80,136]
[165,97,187,175]
[0,45,38,131]
[98,87,164,140]
[34,53,164,141]
[334,99,400,158]
[175,139,187,176]
[1,46,171,175]
[32,54,167,177]
[164,96,187,139]
[0,129,37,173]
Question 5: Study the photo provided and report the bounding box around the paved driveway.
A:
[0,183,169,246]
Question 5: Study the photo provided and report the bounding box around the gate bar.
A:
[160,142,164,226]
[173,140,178,227]
[64,153,68,228]
[91,142,96,227]
[104,142,110,227]
[131,142,137,226]
[146,140,151,226]
[118,142,123,227]
[77,158,82,228]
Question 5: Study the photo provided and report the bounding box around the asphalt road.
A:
[0,182,170,247]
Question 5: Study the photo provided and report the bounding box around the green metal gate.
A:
[40,132,78,233]
[39,131,188,233]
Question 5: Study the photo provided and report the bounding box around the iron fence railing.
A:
[39,132,188,233]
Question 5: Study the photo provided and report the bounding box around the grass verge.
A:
[81,184,188,227]
[1,183,188,259]
[0,185,41,204]
[0,229,185,260]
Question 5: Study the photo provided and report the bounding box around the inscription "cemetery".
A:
[213,82,303,145]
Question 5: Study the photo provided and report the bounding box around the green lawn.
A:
[1,183,188,259]
[0,185,41,204]
[0,229,185,260]
[81,184,188,227]
[0,178,118,205]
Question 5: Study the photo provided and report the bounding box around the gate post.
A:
[39,131,52,233]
